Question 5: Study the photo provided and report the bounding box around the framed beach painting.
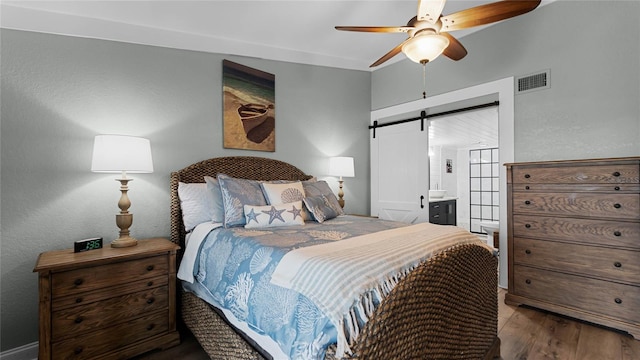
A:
[223,60,275,152]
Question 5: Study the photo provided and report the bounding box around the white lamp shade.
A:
[329,156,355,177]
[91,135,154,173]
[402,33,450,64]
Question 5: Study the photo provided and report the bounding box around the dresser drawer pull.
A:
[525,249,531,255]
[73,278,83,286]
[614,186,621,191]
[613,203,622,209]
[74,316,83,324]
[614,262,622,268]
[146,265,154,271]
[525,279,531,284]
[147,281,154,287]
[524,174,531,179]
[615,298,622,304]
[525,224,531,228]
[524,200,531,205]
[147,297,155,304]
[74,347,83,355]
[614,231,622,237]
[525,186,530,190]
[613,171,621,177]
[147,324,155,331]
[75,297,83,304]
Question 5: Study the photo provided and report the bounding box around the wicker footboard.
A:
[180,243,499,360]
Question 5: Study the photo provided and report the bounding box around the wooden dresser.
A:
[505,157,640,339]
[34,238,181,360]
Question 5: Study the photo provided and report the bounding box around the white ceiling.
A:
[1,0,553,71]
[1,0,546,149]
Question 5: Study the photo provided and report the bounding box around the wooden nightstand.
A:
[33,238,181,360]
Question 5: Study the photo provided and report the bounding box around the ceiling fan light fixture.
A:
[401,33,450,64]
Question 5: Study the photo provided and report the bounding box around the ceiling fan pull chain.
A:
[422,62,427,99]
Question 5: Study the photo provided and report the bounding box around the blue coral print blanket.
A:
[182,215,407,359]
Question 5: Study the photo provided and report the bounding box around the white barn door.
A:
[370,120,429,223]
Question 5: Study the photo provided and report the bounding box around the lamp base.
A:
[111,236,138,248]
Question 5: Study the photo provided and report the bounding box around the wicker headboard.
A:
[170,156,312,246]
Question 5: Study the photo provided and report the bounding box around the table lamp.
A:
[329,156,355,208]
[91,135,153,247]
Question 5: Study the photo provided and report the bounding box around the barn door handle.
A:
[420,195,425,209]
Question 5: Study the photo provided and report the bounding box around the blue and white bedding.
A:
[178,215,487,359]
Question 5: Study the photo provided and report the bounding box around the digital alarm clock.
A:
[74,237,103,253]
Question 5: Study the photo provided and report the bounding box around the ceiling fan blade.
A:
[440,0,541,32]
[370,39,410,67]
[441,33,467,61]
[417,0,447,23]
[335,26,413,33]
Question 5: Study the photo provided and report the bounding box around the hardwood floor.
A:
[135,289,640,360]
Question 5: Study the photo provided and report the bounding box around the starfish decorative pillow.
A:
[243,201,305,229]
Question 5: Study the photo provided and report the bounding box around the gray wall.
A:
[372,1,640,161]
[0,29,371,351]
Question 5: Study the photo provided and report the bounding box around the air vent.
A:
[516,69,550,94]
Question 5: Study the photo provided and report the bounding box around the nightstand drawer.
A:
[513,265,640,324]
[51,310,168,360]
[52,275,167,311]
[512,192,639,220]
[513,238,640,284]
[511,164,639,184]
[51,255,168,297]
[512,214,640,249]
[52,285,169,341]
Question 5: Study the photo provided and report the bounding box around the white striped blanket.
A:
[270,222,490,358]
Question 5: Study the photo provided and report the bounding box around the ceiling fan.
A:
[336,0,541,68]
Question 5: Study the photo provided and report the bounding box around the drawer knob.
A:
[615,298,622,304]
[614,231,622,237]
[147,297,155,304]
[525,279,531,284]
[613,203,622,209]
[614,186,621,191]
[524,174,531,179]
[147,324,155,331]
[146,265,154,271]
[74,347,83,355]
[614,262,622,268]
[525,224,531,228]
[75,297,83,304]
[613,171,621,177]
[525,249,531,255]
[147,281,154,287]
[524,200,531,205]
[73,278,83,286]
[525,186,531,190]
[74,316,83,324]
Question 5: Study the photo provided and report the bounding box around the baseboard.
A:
[0,342,38,360]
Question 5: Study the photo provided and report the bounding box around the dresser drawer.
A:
[512,164,639,184]
[51,311,168,360]
[513,238,640,284]
[51,255,168,298]
[52,285,169,341]
[512,214,640,249]
[513,265,640,324]
[512,192,639,220]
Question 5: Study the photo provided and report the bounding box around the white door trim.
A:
[371,77,514,288]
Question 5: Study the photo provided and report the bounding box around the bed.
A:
[170,156,500,360]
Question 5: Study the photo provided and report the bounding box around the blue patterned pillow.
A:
[302,180,344,215]
[217,174,267,227]
[244,201,305,229]
[303,195,338,223]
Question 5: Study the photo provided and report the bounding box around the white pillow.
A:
[204,176,225,223]
[261,181,305,204]
[177,182,214,232]
[244,201,305,229]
